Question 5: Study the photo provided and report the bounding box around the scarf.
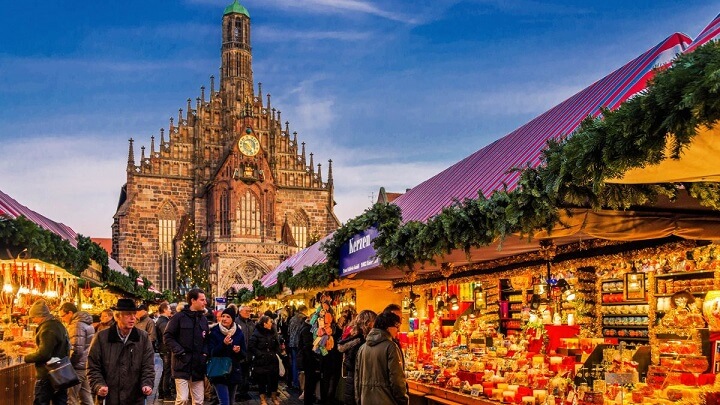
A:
[219,321,237,337]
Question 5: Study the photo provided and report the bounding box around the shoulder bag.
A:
[207,356,233,378]
[46,356,80,391]
[277,354,286,377]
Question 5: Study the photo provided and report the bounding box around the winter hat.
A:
[29,299,51,318]
[221,307,237,320]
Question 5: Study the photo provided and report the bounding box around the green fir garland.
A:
[0,216,157,299]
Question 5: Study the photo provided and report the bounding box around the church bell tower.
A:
[221,0,253,108]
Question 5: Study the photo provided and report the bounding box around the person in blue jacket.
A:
[207,307,247,405]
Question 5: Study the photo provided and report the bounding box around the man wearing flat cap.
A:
[87,298,155,405]
[25,299,71,405]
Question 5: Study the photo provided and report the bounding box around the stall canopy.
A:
[268,13,720,285]
[0,188,128,276]
[608,126,720,184]
[261,234,331,287]
[392,32,691,224]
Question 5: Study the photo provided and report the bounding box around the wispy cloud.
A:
[0,136,128,238]
[254,26,372,42]
[188,0,422,24]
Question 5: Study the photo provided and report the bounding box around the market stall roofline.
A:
[392,13,720,224]
[391,32,691,225]
[260,233,332,287]
[0,188,129,276]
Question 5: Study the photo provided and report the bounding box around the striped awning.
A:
[394,32,691,223]
[686,13,720,53]
[261,234,331,287]
[0,188,79,247]
[0,188,129,276]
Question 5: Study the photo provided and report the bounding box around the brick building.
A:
[112,0,339,296]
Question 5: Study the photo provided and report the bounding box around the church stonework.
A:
[112,1,339,296]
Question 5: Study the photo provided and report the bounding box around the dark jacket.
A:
[68,311,95,370]
[338,333,365,405]
[136,314,156,345]
[248,325,280,377]
[354,328,408,405]
[154,315,170,353]
[297,321,321,374]
[163,309,209,381]
[207,323,246,385]
[24,317,70,379]
[236,315,255,349]
[287,312,307,348]
[87,326,155,405]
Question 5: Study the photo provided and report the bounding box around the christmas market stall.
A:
[378,33,720,405]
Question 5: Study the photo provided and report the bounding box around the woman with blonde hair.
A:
[337,310,377,405]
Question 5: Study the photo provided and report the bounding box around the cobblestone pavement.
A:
[147,354,306,404]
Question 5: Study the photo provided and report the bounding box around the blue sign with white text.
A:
[339,226,380,276]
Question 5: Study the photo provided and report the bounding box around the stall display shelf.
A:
[655,270,715,279]
[603,325,649,328]
[603,313,647,317]
[656,292,708,297]
[602,290,624,293]
[602,301,647,306]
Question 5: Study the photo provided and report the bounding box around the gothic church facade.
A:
[112,1,339,296]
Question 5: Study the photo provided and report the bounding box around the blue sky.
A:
[0,0,717,238]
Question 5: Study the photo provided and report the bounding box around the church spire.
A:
[127,138,135,172]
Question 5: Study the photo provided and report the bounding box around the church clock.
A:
[238,134,260,156]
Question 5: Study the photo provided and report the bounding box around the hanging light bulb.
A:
[450,295,459,311]
[409,302,417,317]
[533,276,548,296]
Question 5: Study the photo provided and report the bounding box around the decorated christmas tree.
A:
[176,221,209,296]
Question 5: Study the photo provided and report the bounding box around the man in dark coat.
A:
[154,302,174,399]
[287,304,308,390]
[235,305,256,400]
[25,299,71,405]
[163,288,209,405]
[298,318,322,405]
[87,298,155,405]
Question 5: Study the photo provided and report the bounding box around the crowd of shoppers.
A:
[25,291,410,405]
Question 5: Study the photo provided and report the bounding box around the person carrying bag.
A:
[206,307,246,405]
[25,299,73,405]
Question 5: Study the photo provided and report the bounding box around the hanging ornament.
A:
[82,280,92,299]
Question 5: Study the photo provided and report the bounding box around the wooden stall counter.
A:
[0,362,36,405]
[408,380,499,405]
